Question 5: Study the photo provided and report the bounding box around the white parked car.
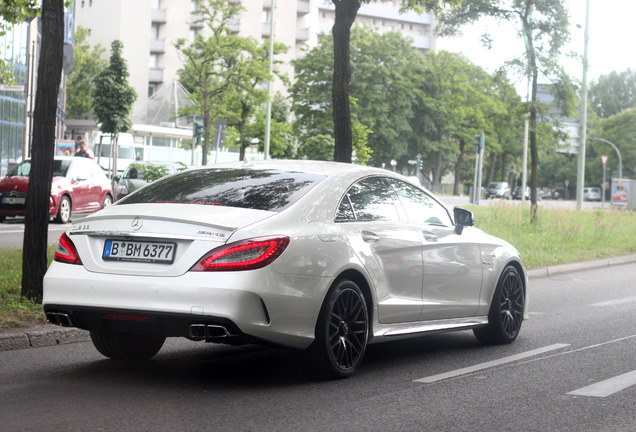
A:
[583,186,602,201]
[43,160,528,378]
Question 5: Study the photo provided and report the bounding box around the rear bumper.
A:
[43,304,252,343]
[43,261,328,349]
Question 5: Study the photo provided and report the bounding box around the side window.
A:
[336,177,400,222]
[387,179,452,226]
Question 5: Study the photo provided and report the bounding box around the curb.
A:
[0,324,90,352]
[2,254,635,353]
[527,254,636,280]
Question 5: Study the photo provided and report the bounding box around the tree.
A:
[298,135,335,161]
[20,0,64,302]
[329,0,457,163]
[217,38,288,161]
[0,0,38,83]
[92,40,137,176]
[177,0,287,164]
[589,69,636,118]
[66,26,107,119]
[433,0,576,220]
[595,107,636,181]
[241,94,297,159]
[292,27,421,167]
[175,0,244,165]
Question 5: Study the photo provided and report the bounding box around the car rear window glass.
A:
[118,168,326,212]
[8,159,71,177]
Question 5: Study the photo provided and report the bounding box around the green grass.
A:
[468,203,636,269]
[0,247,53,330]
[1,206,635,330]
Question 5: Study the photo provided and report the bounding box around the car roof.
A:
[199,159,390,178]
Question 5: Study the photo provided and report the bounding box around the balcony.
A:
[189,14,204,28]
[150,38,165,53]
[262,22,270,38]
[296,27,309,41]
[149,68,164,83]
[151,8,167,23]
[263,0,272,8]
[297,0,310,15]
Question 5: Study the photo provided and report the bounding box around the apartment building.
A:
[75,0,436,115]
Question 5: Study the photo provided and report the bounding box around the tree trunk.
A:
[332,0,360,163]
[202,93,210,166]
[453,139,464,195]
[432,150,442,193]
[21,0,65,303]
[530,68,539,221]
[487,152,496,185]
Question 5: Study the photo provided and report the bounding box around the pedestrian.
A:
[74,140,94,159]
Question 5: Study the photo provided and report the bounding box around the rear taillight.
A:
[54,233,82,265]
[191,236,290,272]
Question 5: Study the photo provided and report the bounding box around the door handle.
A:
[422,231,438,242]
[361,230,380,243]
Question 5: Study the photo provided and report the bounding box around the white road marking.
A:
[568,370,636,397]
[592,296,636,307]
[413,343,570,383]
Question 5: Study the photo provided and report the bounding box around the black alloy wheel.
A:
[309,279,369,379]
[474,265,524,345]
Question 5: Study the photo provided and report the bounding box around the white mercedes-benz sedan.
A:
[43,160,528,378]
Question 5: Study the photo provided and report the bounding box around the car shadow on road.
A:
[49,331,499,390]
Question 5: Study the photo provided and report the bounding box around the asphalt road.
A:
[0,217,70,248]
[1,263,635,431]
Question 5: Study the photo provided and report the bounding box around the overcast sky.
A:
[436,0,635,96]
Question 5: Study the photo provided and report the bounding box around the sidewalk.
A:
[2,254,635,353]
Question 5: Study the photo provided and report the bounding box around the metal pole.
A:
[521,78,530,204]
[476,135,484,206]
[263,0,276,160]
[576,0,590,211]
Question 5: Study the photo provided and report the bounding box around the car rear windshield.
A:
[118,168,326,212]
[7,159,71,177]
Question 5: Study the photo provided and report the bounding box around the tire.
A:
[307,279,369,379]
[55,196,71,224]
[102,194,113,209]
[0,216,5,223]
[474,266,525,345]
[90,330,165,361]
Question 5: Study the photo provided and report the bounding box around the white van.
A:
[95,134,139,177]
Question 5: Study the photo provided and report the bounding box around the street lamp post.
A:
[575,0,591,211]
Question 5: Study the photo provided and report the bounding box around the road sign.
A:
[0,84,25,92]
[601,155,608,166]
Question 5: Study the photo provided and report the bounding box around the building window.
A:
[149,55,158,69]
[189,29,197,44]
[151,24,160,39]
[148,85,157,98]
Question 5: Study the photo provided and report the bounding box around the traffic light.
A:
[474,132,485,154]
[193,122,203,144]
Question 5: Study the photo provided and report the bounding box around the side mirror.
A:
[454,207,474,234]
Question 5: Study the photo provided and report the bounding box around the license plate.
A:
[103,239,176,264]
[2,197,25,204]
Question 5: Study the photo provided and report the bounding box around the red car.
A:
[0,156,113,224]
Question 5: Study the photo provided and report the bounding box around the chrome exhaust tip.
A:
[189,324,232,340]
[46,312,73,327]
